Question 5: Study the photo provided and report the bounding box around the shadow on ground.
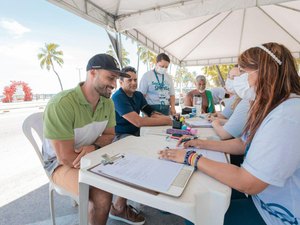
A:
[0,183,77,225]
[0,183,185,225]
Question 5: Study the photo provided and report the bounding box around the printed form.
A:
[90,153,184,192]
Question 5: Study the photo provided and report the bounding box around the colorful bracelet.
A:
[184,151,196,165]
[189,153,197,166]
[193,154,203,169]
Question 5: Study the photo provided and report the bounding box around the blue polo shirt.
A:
[112,88,148,135]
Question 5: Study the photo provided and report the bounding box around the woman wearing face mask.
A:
[159,42,300,225]
[211,66,240,120]
[139,53,176,115]
[183,75,215,113]
[208,66,251,141]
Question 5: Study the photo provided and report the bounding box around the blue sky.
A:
[0,0,143,94]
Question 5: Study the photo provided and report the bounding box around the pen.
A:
[199,115,206,119]
[180,136,198,143]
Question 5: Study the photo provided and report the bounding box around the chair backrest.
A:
[22,112,47,170]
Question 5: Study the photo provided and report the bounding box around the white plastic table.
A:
[79,130,231,225]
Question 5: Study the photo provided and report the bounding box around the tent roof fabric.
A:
[48,0,300,66]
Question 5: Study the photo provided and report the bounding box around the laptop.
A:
[88,153,194,197]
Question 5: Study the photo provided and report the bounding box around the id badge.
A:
[158,90,166,100]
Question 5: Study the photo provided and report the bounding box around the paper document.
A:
[185,118,212,128]
[89,153,184,192]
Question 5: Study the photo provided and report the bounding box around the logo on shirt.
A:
[259,198,298,225]
[151,81,169,91]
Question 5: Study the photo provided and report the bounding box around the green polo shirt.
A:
[42,83,116,174]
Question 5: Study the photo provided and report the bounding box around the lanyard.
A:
[153,69,164,89]
[244,141,251,157]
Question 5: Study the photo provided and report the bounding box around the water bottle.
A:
[193,95,202,117]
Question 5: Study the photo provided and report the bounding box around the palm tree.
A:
[202,64,234,86]
[37,43,64,91]
[296,58,300,72]
[137,45,156,71]
[106,45,130,67]
[174,66,194,93]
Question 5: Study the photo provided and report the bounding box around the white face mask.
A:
[233,73,256,101]
[225,79,235,94]
[156,66,167,75]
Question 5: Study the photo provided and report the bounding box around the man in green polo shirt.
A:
[42,54,145,225]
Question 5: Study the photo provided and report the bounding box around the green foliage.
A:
[137,44,157,71]
[37,43,64,91]
[202,64,235,86]
[296,58,300,72]
[174,67,197,93]
[106,45,130,67]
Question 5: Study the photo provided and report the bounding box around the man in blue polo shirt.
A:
[110,66,172,222]
[112,66,172,141]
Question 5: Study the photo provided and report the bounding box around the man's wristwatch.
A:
[92,143,101,150]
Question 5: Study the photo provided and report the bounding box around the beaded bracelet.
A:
[184,150,196,165]
[189,153,197,166]
[193,154,203,169]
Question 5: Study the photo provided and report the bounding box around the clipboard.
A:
[88,153,194,197]
[88,153,159,195]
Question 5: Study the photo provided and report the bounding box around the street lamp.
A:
[76,68,82,82]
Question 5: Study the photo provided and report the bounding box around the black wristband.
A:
[92,143,101,150]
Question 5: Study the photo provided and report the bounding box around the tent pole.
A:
[106,30,123,68]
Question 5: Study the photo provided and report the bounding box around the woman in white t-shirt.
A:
[159,42,300,225]
[138,53,176,115]
[209,66,250,140]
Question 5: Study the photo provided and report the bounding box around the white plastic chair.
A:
[22,112,79,225]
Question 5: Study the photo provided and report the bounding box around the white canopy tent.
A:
[48,0,300,66]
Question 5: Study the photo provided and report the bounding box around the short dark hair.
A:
[156,53,170,63]
[120,66,137,80]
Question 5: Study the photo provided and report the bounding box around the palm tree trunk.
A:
[216,65,225,87]
[137,52,140,74]
[51,61,63,91]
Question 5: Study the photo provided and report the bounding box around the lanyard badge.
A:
[154,69,164,90]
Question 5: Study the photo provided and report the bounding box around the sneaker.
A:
[109,204,145,225]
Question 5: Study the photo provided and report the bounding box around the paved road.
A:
[0,107,47,206]
[0,105,185,225]
[0,106,79,225]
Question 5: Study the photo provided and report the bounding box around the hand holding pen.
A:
[205,113,216,122]
[177,135,198,147]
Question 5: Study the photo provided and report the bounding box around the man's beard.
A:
[94,84,113,98]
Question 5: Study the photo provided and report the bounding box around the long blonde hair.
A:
[240,43,300,144]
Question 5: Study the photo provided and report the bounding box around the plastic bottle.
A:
[193,95,202,117]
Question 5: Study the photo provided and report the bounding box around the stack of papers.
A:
[185,118,212,128]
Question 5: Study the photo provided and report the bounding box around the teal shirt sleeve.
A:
[205,90,215,113]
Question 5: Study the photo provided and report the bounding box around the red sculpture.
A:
[2,81,33,103]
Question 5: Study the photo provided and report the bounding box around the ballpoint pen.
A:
[180,136,198,143]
